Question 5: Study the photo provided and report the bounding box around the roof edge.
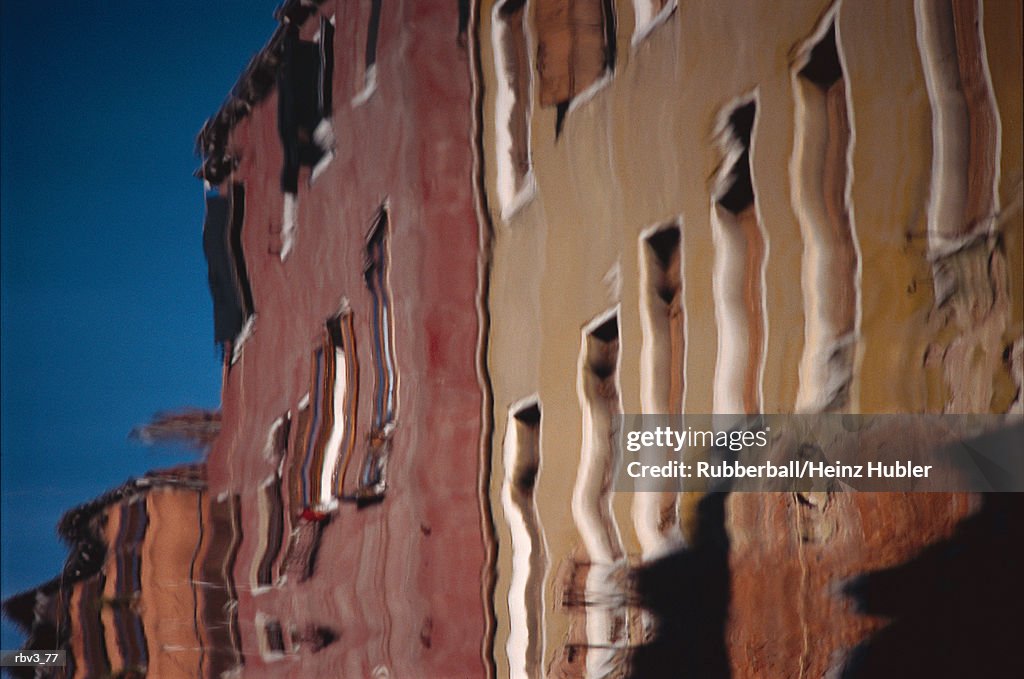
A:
[194,0,327,183]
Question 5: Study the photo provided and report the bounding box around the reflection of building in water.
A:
[193,0,489,676]
[5,1,1022,678]
[2,466,242,679]
[478,0,1021,677]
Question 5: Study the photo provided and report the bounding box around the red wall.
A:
[205,1,488,675]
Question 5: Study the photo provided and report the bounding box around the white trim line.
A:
[631,0,678,47]
[351,64,378,107]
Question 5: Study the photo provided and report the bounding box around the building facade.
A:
[5,1,1022,678]
[196,0,490,676]
[477,0,1022,677]
[3,466,241,679]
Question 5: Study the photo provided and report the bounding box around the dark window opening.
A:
[645,226,682,304]
[203,183,253,352]
[536,0,617,115]
[499,0,529,41]
[352,0,383,104]
[561,313,629,670]
[555,101,570,137]
[513,402,542,426]
[799,23,842,90]
[365,0,383,73]
[278,22,334,193]
[305,625,339,653]
[717,102,757,214]
[357,207,397,503]
[326,312,359,499]
[228,184,254,319]
[290,311,360,513]
[511,403,542,491]
[264,618,286,654]
[459,0,471,38]
[792,17,857,412]
[254,477,285,588]
[586,314,620,380]
[364,208,396,427]
[319,16,335,118]
[589,314,619,345]
[602,0,618,72]
[201,493,243,676]
[713,100,765,414]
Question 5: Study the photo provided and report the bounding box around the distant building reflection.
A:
[3,466,242,679]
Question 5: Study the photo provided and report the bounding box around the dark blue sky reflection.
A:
[1,1,279,650]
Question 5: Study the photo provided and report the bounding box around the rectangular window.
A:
[203,183,254,357]
[301,346,331,509]
[318,16,335,120]
[265,620,286,655]
[256,613,287,661]
[323,311,360,500]
[357,207,398,502]
[502,400,546,679]
[278,22,335,194]
[365,0,382,77]
[279,518,327,583]
[293,310,359,513]
[251,475,285,590]
[288,396,311,517]
[227,184,255,363]
[281,393,329,582]
[493,0,536,218]
[569,311,632,669]
[535,0,617,130]
[635,223,685,559]
[227,184,254,324]
[639,224,685,414]
[716,102,756,215]
[712,99,766,415]
[575,312,624,565]
[791,16,859,413]
[198,493,243,677]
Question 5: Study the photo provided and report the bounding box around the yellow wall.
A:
[478,0,1022,675]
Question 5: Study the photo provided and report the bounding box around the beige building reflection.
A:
[479,0,1021,676]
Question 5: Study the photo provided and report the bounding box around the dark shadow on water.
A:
[842,494,1024,679]
[629,491,732,679]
